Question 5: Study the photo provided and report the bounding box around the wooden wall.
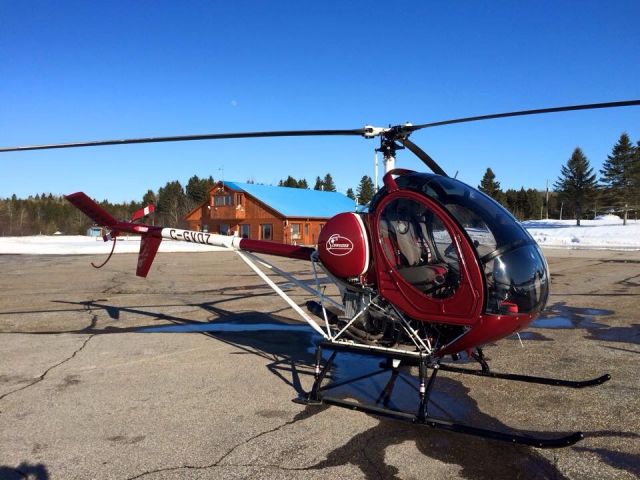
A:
[185,185,328,246]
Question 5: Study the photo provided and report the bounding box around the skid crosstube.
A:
[296,340,606,449]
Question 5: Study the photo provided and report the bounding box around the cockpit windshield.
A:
[388,173,549,315]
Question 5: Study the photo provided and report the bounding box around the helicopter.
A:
[2,99,638,449]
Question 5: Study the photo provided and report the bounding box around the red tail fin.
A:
[65,192,118,228]
[137,235,162,277]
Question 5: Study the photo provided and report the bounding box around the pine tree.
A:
[600,133,636,224]
[157,180,187,226]
[632,140,640,213]
[504,189,518,218]
[554,148,597,226]
[525,189,543,219]
[313,176,324,191]
[346,188,355,200]
[478,168,503,203]
[278,176,308,188]
[356,175,375,205]
[280,176,299,188]
[323,173,336,192]
[186,175,215,204]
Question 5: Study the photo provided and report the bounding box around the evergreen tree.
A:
[631,140,640,213]
[346,188,355,200]
[157,180,187,226]
[323,173,336,192]
[143,189,156,205]
[478,168,504,203]
[186,175,214,204]
[554,148,597,226]
[313,176,324,191]
[280,176,299,188]
[278,176,308,188]
[600,133,636,224]
[525,189,543,219]
[356,175,375,205]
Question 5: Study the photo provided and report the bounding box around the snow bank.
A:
[0,235,230,255]
[1,217,639,254]
[523,218,640,250]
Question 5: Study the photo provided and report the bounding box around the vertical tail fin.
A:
[137,235,162,277]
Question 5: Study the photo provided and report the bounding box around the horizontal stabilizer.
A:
[137,235,162,277]
[130,204,155,222]
[65,192,118,228]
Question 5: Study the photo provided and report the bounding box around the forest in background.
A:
[1,132,638,235]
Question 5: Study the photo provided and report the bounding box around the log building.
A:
[185,181,356,245]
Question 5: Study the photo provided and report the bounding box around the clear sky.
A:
[1,1,639,202]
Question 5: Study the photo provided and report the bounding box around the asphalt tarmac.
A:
[0,249,638,479]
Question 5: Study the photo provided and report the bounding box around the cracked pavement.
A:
[0,251,638,479]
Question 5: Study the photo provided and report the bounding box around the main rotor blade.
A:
[399,138,448,177]
[410,100,640,131]
[0,128,366,153]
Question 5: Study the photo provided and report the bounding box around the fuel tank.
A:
[317,212,370,279]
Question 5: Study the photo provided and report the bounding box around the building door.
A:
[240,224,250,239]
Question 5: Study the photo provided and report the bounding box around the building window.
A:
[305,224,309,236]
[236,193,242,206]
[214,195,234,206]
[220,223,229,235]
[261,224,272,241]
[291,223,301,240]
[240,224,250,239]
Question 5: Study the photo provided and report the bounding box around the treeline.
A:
[278,173,376,205]
[479,133,640,225]
[0,194,146,236]
[0,175,216,236]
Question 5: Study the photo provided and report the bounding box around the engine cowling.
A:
[317,212,370,280]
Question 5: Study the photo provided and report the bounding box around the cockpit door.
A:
[373,191,485,325]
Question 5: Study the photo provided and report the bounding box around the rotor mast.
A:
[364,124,412,174]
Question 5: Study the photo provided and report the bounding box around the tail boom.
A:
[65,192,316,277]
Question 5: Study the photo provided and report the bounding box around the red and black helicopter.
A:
[2,100,639,448]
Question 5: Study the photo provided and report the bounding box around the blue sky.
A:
[1,1,639,202]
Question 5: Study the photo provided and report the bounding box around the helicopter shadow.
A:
[5,296,638,479]
[0,462,50,480]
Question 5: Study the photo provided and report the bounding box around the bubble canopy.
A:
[373,172,549,315]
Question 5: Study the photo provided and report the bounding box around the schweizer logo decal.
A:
[326,234,354,256]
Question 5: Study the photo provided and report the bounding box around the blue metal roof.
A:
[224,181,356,218]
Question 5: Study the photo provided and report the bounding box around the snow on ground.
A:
[1,215,639,254]
[0,235,230,255]
[523,215,640,250]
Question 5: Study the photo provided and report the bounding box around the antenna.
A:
[374,151,379,190]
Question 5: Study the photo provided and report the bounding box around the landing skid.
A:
[294,341,610,449]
